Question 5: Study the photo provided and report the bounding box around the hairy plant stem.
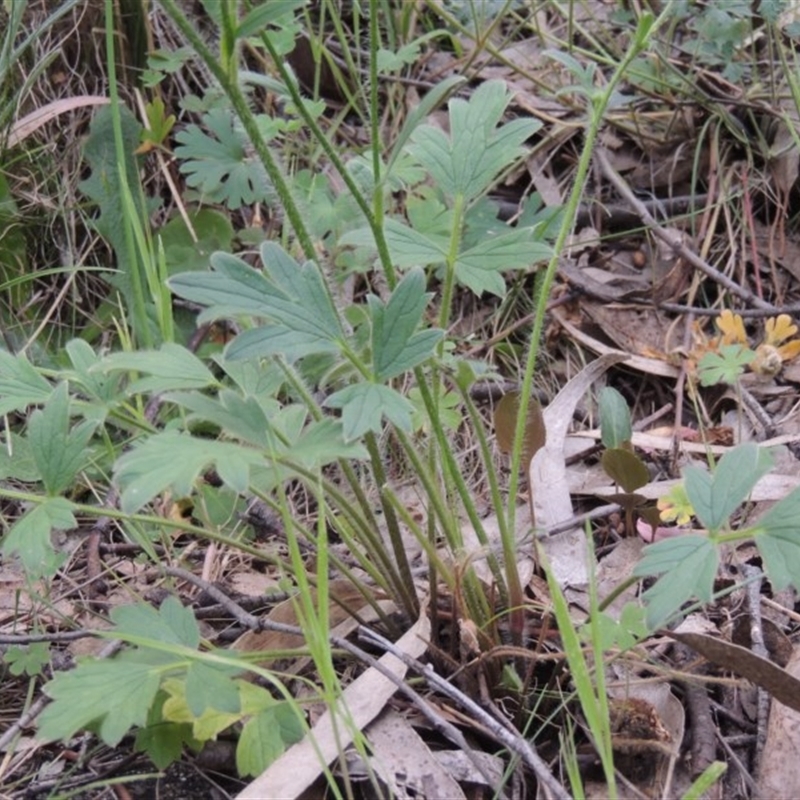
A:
[507,13,663,539]
[365,431,420,617]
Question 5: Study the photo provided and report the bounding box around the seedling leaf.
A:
[598,387,631,448]
[494,392,545,469]
[602,448,649,493]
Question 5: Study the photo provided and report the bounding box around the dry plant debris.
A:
[5,2,800,799]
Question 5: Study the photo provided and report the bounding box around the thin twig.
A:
[660,303,800,318]
[595,149,778,312]
[161,568,501,790]
[359,627,571,800]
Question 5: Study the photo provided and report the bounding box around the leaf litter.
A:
[9,2,800,799]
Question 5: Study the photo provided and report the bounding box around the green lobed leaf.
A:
[135,716,196,770]
[170,247,342,362]
[162,389,278,449]
[454,228,552,297]
[369,267,442,381]
[257,243,342,342]
[169,252,282,318]
[684,443,772,531]
[39,655,162,746]
[235,0,306,39]
[633,535,719,628]
[406,80,541,202]
[27,382,96,496]
[2,497,75,577]
[0,349,52,416]
[378,217,449,265]
[0,432,39,482]
[325,384,415,441]
[65,338,118,405]
[97,343,217,393]
[753,486,800,590]
[4,642,50,677]
[598,387,632,449]
[112,596,201,649]
[114,431,263,513]
[174,108,276,210]
[236,703,305,778]
[697,344,755,386]
[225,325,339,362]
[184,661,242,717]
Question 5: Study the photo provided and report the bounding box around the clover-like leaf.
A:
[683,443,772,531]
[753,486,800,591]
[634,534,719,628]
[698,344,754,386]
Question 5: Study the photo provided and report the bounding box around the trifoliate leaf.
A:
[753,486,800,591]
[634,535,718,628]
[683,443,772,531]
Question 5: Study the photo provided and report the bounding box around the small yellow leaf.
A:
[716,310,747,345]
[764,314,798,346]
[657,484,694,525]
[778,340,800,363]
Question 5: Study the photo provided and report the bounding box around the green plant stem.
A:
[394,391,492,623]
[364,431,420,617]
[438,192,465,332]
[257,21,398,290]
[456,383,510,603]
[159,0,316,263]
[104,0,151,348]
[507,12,663,538]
